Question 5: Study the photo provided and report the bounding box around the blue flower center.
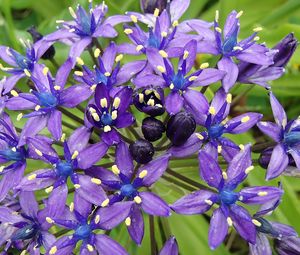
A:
[101,113,113,126]
[37,92,58,108]
[219,189,238,205]
[284,131,300,147]
[0,148,24,161]
[11,223,38,241]
[120,184,136,198]
[96,71,108,85]
[11,51,33,70]
[56,162,73,178]
[208,124,224,139]
[222,27,239,54]
[78,7,92,35]
[172,73,186,91]
[147,28,161,48]
[74,224,92,240]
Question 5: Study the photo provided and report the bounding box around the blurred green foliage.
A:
[0,0,300,254]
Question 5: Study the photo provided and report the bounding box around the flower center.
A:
[56,162,73,178]
[120,184,136,198]
[101,113,113,126]
[147,29,161,48]
[74,224,92,240]
[208,124,224,139]
[11,223,38,241]
[37,92,58,108]
[0,148,24,161]
[171,73,186,91]
[222,28,238,54]
[219,189,238,205]
[11,50,33,71]
[284,131,300,147]
[77,7,92,35]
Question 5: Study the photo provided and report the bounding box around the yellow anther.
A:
[241,116,250,123]
[49,246,57,255]
[113,97,121,109]
[104,72,111,77]
[115,54,123,62]
[157,65,166,73]
[222,171,228,180]
[154,8,160,17]
[56,20,65,24]
[35,105,41,111]
[218,145,222,153]
[0,166,4,173]
[74,184,81,189]
[138,93,144,103]
[253,27,263,32]
[100,98,108,108]
[258,191,268,196]
[252,219,262,227]
[17,113,23,121]
[54,85,61,90]
[90,84,97,91]
[239,144,245,150]
[254,36,260,41]
[35,149,43,157]
[215,27,222,33]
[183,50,189,60]
[11,147,16,152]
[154,91,161,99]
[189,76,198,82]
[94,48,101,58]
[68,6,77,19]
[76,57,84,66]
[111,110,118,120]
[147,99,155,106]
[161,32,167,37]
[172,20,179,27]
[20,250,27,255]
[69,28,75,33]
[92,113,100,122]
[94,215,100,224]
[159,50,168,58]
[87,244,94,252]
[11,90,19,97]
[145,89,152,95]
[245,165,254,174]
[134,196,142,204]
[43,67,49,76]
[215,10,219,22]
[124,28,133,35]
[74,71,83,76]
[236,11,244,18]
[209,106,216,115]
[24,69,31,77]
[227,217,233,227]
[45,186,54,194]
[169,83,175,90]
[101,198,110,207]
[130,15,138,23]
[200,62,209,69]
[46,217,54,224]
[69,202,74,212]
[112,165,120,175]
[28,174,37,181]
[139,170,148,179]
[91,178,102,185]
[136,45,144,52]
[226,94,232,104]
[125,217,131,226]
[104,125,111,132]
[196,133,204,140]
[204,199,213,206]
[71,150,79,160]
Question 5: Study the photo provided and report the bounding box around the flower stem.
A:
[149,215,157,255]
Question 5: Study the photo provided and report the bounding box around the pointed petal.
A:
[191,68,225,87]
[183,89,209,118]
[239,186,283,204]
[115,141,134,178]
[217,57,239,92]
[60,85,92,108]
[95,234,128,255]
[159,236,179,255]
[19,191,38,218]
[249,233,272,255]
[68,126,91,153]
[257,121,282,142]
[208,208,228,249]
[170,0,190,21]
[47,110,62,141]
[266,144,289,180]
[165,92,183,115]
[270,92,287,128]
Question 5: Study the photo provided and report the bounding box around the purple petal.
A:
[249,233,272,255]
[191,68,225,87]
[46,184,68,219]
[270,221,298,237]
[115,141,134,178]
[208,208,228,249]
[229,204,256,244]
[139,191,170,216]
[77,142,108,169]
[198,150,222,189]
[102,42,117,73]
[290,149,300,169]
[159,236,178,255]
[0,206,23,223]
[270,92,287,128]
[5,94,36,110]
[47,236,76,255]
[138,154,171,186]
[60,85,92,108]
[47,110,62,141]
[116,60,147,85]
[114,86,133,114]
[97,201,133,230]
[133,74,166,89]
[217,57,239,92]
[183,89,209,118]
[93,24,117,38]
[226,113,263,134]
[3,74,24,94]
[127,205,144,245]
[146,48,165,71]
[171,190,216,214]
[266,144,289,180]
[237,45,274,66]
[68,37,92,66]
[74,192,91,219]
[239,186,283,204]
[170,0,190,21]
[68,126,91,153]
[95,234,128,255]
[55,58,73,89]
[115,112,135,129]
[223,11,239,39]
[202,142,218,160]
[19,191,38,218]
[165,92,184,115]
[257,121,282,142]
[116,43,141,55]
[182,40,197,73]
[76,175,107,206]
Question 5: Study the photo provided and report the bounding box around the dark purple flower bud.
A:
[140,0,170,14]
[134,88,165,117]
[166,111,196,146]
[259,147,296,169]
[129,139,154,164]
[27,26,55,60]
[275,236,300,255]
[142,117,165,142]
[272,33,298,68]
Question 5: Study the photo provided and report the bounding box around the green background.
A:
[0,0,300,254]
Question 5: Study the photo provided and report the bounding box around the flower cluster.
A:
[0,0,299,254]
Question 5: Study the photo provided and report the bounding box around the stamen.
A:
[49,246,57,255]
[188,76,198,82]
[233,46,243,51]
[136,45,144,52]
[94,215,100,224]
[74,184,81,189]
[254,36,260,41]
[252,219,262,227]
[69,28,75,33]
[159,50,168,58]
[222,171,228,180]
[90,84,97,91]
[236,11,244,18]
[169,83,175,90]
[76,57,84,66]
[87,244,94,252]
[130,15,138,23]
[20,250,27,255]
[104,72,111,76]
[226,94,232,104]
[43,67,49,76]
[253,27,263,32]
[138,170,148,178]
[172,20,179,27]
[113,97,121,109]
[258,191,268,196]
[0,166,4,173]
[241,116,250,123]
[35,149,43,157]
[46,217,54,224]
[45,186,54,194]
[111,110,117,120]
[215,10,219,22]
[245,165,254,174]
[218,145,222,153]
[10,90,19,97]
[227,217,233,227]
[134,196,142,204]
[112,165,120,175]
[94,48,101,58]
[69,202,74,212]
[215,27,222,33]
[92,113,100,122]
[196,133,204,140]
[239,144,245,150]
[124,28,133,35]
[209,106,216,115]
[54,85,61,90]
[101,198,110,207]
[138,93,144,103]
[16,113,23,121]
[68,7,77,19]
[100,98,108,108]
[125,217,131,226]
[200,62,209,69]
[154,8,160,17]
[145,89,152,95]
[35,105,41,111]
[115,54,123,62]
[24,69,31,77]
[157,65,166,73]
[103,125,111,132]
[56,20,65,24]
[147,99,155,106]
[183,50,189,60]
[71,150,79,160]
[91,178,102,185]
[204,199,213,205]
[161,32,167,37]
[28,174,37,180]
[74,71,83,76]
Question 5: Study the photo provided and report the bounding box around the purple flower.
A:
[86,85,135,146]
[17,127,108,211]
[6,64,91,144]
[171,145,283,249]
[275,236,300,255]
[0,192,56,254]
[0,113,27,202]
[190,10,275,91]
[159,236,179,255]
[44,2,119,67]
[45,200,131,255]
[134,40,224,115]
[257,92,300,180]
[249,188,297,255]
[74,42,146,96]
[238,33,298,88]
[86,141,171,244]
[0,40,52,94]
